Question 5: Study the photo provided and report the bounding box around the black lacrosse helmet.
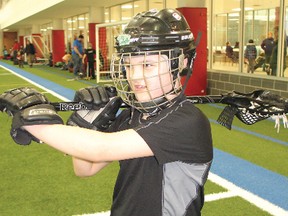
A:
[111,9,196,113]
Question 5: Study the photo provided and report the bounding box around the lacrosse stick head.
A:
[217,90,288,130]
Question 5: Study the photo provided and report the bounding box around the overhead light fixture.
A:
[121,4,132,9]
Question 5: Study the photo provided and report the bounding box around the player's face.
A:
[124,54,173,102]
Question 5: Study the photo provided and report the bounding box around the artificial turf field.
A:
[0,60,287,216]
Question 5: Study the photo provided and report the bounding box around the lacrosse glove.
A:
[0,87,63,145]
[67,86,122,131]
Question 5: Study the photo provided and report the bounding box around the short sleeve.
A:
[136,103,213,164]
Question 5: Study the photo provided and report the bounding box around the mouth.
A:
[132,83,147,92]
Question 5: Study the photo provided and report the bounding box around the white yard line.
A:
[205,190,238,202]
[0,65,69,102]
[208,172,288,216]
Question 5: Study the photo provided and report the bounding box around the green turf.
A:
[196,104,288,176]
[0,61,287,215]
[202,196,272,216]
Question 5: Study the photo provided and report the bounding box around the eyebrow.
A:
[123,55,167,64]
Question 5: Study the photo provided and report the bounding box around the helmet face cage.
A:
[111,49,184,112]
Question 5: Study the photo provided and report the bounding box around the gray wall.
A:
[207,71,288,98]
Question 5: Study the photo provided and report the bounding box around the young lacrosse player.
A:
[0,9,213,216]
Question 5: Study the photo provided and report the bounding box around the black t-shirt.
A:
[108,97,213,216]
[85,48,96,62]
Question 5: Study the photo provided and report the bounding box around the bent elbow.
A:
[74,169,94,178]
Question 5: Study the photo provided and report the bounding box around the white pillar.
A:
[0,30,3,57]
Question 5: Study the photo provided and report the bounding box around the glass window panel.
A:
[111,5,121,22]
[121,3,133,21]
[228,13,239,45]
[166,0,177,8]
[243,0,280,76]
[212,0,240,72]
[134,0,146,15]
[148,0,163,10]
[211,0,284,77]
[104,8,110,23]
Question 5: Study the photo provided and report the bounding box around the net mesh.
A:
[96,22,128,82]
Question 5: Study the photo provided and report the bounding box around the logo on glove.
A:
[58,102,88,111]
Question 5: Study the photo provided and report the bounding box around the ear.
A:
[179,57,190,77]
[183,57,188,68]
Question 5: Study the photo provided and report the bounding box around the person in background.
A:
[61,52,72,70]
[233,41,240,59]
[269,26,287,76]
[244,39,257,73]
[83,43,96,79]
[71,35,84,80]
[24,40,36,68]
[225,41,237,63]
[2,45,10,60]
[261,32,274,71]
[12,39,20,65]
[17,45,25,68]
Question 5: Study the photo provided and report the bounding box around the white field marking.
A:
[72,211,110,216]
[208,172,288,216]
[205,191,238,202]
[0,65,69,102]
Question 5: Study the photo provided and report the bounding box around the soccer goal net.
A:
[95,20,128,83]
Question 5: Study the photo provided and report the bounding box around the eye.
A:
[144,62,156,69]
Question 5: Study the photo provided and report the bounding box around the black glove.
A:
[74,86,117,110]
[0,87,49,115]
[11,104,63,145]
[0,87,63,145]
[67,86,122,131]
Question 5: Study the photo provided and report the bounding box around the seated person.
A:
[61,52,72,70]
[225,41,237,63]
[3,46,10,59]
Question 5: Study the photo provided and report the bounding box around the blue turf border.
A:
[0,61,75,101]
[1,61,287,210]
[211,148,288,210]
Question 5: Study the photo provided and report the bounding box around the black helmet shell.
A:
[115,8,195,53]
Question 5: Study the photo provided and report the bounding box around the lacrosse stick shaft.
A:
[51,95,224,111]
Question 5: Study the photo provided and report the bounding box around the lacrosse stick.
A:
[50,89,288,131]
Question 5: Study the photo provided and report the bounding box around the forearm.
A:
[73,47,82,56]
[24,124,110,162]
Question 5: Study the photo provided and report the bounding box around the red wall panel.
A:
[177,7,207,96]
[52,30,65,64]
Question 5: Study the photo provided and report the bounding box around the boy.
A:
[0,9,213,216]
[83,43,96,79]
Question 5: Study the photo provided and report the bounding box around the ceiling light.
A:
[122,4,132,9]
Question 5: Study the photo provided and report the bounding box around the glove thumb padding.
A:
[11,104,64,145]
[73,86,117,110]
[67,97,122,131]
